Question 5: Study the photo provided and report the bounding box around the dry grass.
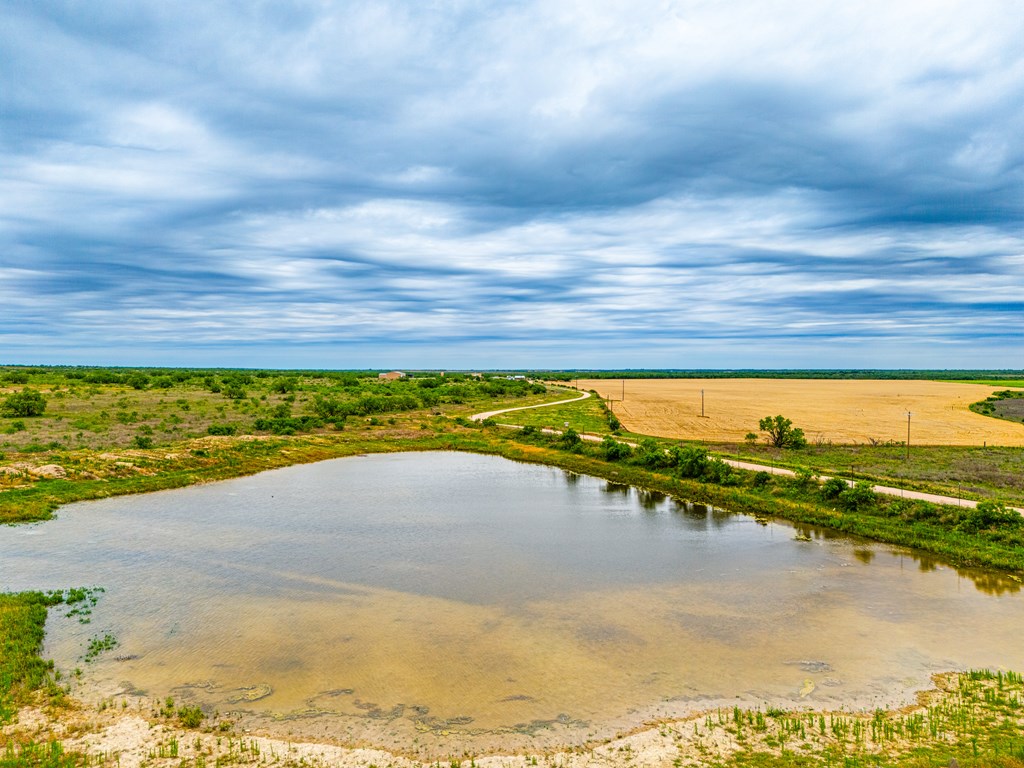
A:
[579,378,1024,446]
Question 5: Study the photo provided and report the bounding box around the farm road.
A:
[471,389,591,422]
[472,391,1023,515]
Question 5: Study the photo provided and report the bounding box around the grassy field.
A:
[579,377,1024,446]
[948,378,1024,388]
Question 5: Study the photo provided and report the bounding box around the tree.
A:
[838,481,876,512]
[758,415,807,448]
[559,428,582,450]
[671,445,709,478]
[1,389,47,418]
[126,373,150,390]
[601,435,632,461]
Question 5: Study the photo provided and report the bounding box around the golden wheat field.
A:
[578,379,1024,446]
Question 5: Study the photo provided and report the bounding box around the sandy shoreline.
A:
[21,670,943,767]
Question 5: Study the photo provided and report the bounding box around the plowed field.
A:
[578,379,1024,446]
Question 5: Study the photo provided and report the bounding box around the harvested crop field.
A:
[578,379,1024,446]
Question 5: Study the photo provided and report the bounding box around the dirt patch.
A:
[580,379,1024,446]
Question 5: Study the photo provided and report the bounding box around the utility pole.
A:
[905,412,912,462]
[621,379,625,402]
[701,389,705,418]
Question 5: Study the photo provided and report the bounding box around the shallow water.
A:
[2,452,1021,754]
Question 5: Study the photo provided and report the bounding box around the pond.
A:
[2,451,1022,755]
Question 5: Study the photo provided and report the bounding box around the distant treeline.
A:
[4,365,1023,384]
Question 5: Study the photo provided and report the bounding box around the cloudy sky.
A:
[3,1,1022,369]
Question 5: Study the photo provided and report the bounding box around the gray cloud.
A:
[2,0,1023,367]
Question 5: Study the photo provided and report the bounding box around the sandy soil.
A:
[6,673,974,768]
[579,379,1024,446]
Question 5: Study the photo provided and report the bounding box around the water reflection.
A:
[0,451,1021,754]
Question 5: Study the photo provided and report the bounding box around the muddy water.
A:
[2,452,1022,754]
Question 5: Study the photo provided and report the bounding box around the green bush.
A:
[959,500,1023,534]
[671,445,709,478]
[559,428,582,450]
[1,390,47,418]
[703,457,739,486]
[178,705,204,728]
[207,424,236,436]
[602,436,632,461]
[821,477,848,500]
[633,438,670,469]
[838,481,876,512]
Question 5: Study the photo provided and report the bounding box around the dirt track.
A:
[579,379,1024,446]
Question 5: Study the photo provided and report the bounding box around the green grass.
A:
[0,592,67,722]
[947,379,1024,388]
[690,670,1024,767]
[716,442,1024,507]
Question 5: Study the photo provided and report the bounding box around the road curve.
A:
[469,390,1020,514]
[470,389,591,422]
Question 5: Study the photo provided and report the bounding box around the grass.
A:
[948,379,1024,388]
[675,670,1024,767]
[716,442,1024,507]
[0,592,67,723]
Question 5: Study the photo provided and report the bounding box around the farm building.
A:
[378,371,406,380]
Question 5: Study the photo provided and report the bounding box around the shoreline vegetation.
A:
[3,366,1024,766]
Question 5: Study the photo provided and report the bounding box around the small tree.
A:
[601,435,632,461]
[672,445,709,478]
[758,415,807,448]
[820,477,848,501]
[559,428,582,450]
[634,438,670,469]
[838,481,876,512]
[1,389,47,418]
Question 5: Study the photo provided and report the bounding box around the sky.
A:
[2,1,1023,370]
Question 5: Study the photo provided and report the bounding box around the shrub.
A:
[1,390,47,418]
[132,435,153,449]
[270,377,299,394]
[126,374,150,390]
[672,445,709,478]
[602,436,632,461]
[751,471,772,488]
[959,500,1023,534]
[207,424,236,436]
[703,457,738,486]
[792,466,818,488]
[821,477,848,501]
[634,438,670,469]
[559,428,582,450]
[838,481,876,512]
[178,705,204,728]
